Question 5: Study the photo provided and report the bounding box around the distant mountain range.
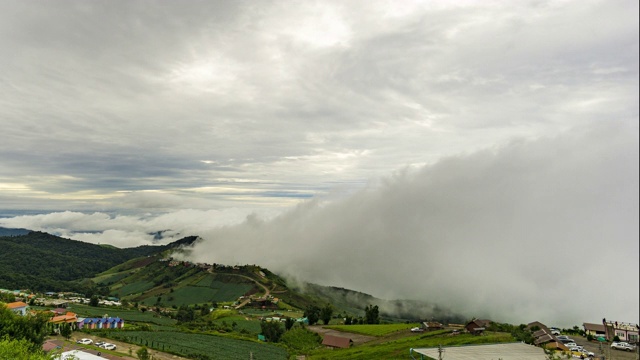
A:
[1,228,463,322]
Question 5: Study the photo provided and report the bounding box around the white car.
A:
[99,343,117,350]
[410,327,424,332]
[76,338,93,345]
[611,342,636,351]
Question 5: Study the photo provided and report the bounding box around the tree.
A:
[260,321,284,343]
[284,317,295,330]
[59,323,72,340]
[89,295,99,307]
[0,337,56,360]
[176,305,195,323]
[345,315,352,325]
[136,346,150,360]
[320,304,333,325]
[364,305,380,324]
[304,305,320,326]
[0,306,50,350]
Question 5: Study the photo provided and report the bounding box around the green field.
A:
[307,331,515,359]
[325,323,417,336]
[94,271,131,285]
[105,330,288,360]
[210,315,262,334]
[142,281,253,306]
[117,280,156,296]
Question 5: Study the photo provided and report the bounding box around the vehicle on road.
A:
[95,341,105,347]
[410,327,424,333]
[76,338,93,345]
[611,341,636,351]
[100,343,117,350]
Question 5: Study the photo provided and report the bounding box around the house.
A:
[422,321,444,331]
[5,301,29,315]
[465,319,492,335]
[526,321,550,333]
[533,333,555,345]
[322,334,353,349]
[51,308,68,315]
[583,323,606,338]
[77,317,124,330]
[543,341,569,352]
[42,339,63,352]
[49,311,78,331]
[602,319,639,343]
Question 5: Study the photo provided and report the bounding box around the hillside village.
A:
[2,273,638,360]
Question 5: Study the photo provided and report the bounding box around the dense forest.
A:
[0,231,197,292]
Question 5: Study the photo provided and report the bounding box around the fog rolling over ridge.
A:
[183,121,638,327]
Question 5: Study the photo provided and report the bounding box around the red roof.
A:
[6,301,28,309]
[322,334,353,349]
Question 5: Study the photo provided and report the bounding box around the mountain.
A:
[0,231,193,292]
[0,227,31,237]
[2,230,464,322]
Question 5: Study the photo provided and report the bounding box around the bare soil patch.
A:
[307,325,376,345]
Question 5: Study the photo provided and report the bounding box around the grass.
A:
[307,331,515,360]
[325,323,417,337]
[116,281,156,296]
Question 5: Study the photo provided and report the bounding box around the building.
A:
[602,319,639,343]
[410,342,548,360]
[5,301,29,315]
[465,319,492,335]
[77,317,124,330]
[49,311,79,332]
[526,321,550,333]
[583,323,606,338]
[322,334,353,349]
[421,321,444,331]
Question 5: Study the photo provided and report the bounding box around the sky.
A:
[0,0,638,327]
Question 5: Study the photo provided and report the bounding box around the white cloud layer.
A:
[2,121,637,327]
[0,0,637,327]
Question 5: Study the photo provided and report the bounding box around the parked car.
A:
[564,342,577,348]
[76,338,93,345]
[100,343,117,350]
[95,341,105,347]
[556,335,569,340]
[410,327,424,333]
[551,329,561,335]
[611,342,636,351]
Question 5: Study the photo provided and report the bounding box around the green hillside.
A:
[0,232,195,292]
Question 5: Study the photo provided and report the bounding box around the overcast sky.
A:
[1,0,638,326]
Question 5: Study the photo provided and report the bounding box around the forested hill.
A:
[0,232,197,292]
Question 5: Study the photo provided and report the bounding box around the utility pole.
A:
[437,344,444,360]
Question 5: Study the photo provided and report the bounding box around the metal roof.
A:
[410,342,548,360]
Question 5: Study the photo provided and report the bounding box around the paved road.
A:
[571,336,638,360]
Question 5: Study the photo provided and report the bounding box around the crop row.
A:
[105,330,288,360]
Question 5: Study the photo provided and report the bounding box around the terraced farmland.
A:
[117,280,156,296]
[106,330,288,360]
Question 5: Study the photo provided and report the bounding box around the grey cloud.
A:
[185,121,638,326]
[0,0,637,326]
